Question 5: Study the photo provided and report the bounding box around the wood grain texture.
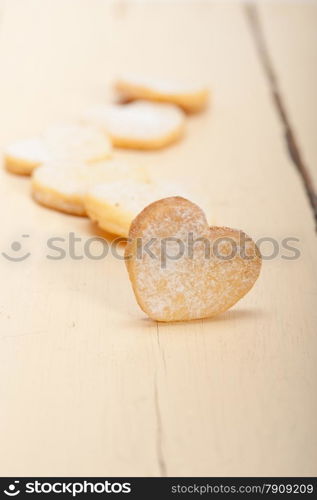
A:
[0,0,316,477]
[259,2,317,199]
[245,2,317,227]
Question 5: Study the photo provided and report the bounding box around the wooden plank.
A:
[0,0,316,476]
[259,2,317,193]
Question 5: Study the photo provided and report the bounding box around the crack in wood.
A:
[156,322,167,373]
[245,3,317,230]
[154,374,167,477]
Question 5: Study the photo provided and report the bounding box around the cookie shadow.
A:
[85,219,127,245]
[135,307,266,329]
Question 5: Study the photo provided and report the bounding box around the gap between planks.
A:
[245,2,317,230]
[155,322,167,476]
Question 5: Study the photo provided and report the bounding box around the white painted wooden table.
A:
[0,0,316,477]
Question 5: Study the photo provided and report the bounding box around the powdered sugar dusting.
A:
[5,137,49,164]
[32,160,147,214]
[43,123,111,162]
[82,101,185,141]
[88,179,195,217]
[5,123,111,170]
[127,198,261,321]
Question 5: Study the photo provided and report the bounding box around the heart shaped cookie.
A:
[125,197,261,322]
[85,178,203,237]
[5,123,112,175]
[82,101,185,150]
[32,159,148,216]
[115,74,209,113]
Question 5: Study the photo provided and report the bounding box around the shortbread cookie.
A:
[85,179,197,237]
[5,123,112,175]
[125,197,261,322]
[4,137,50,175]
[32,160,147,216]
[115,75,209,113]
[82,101,185,150]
